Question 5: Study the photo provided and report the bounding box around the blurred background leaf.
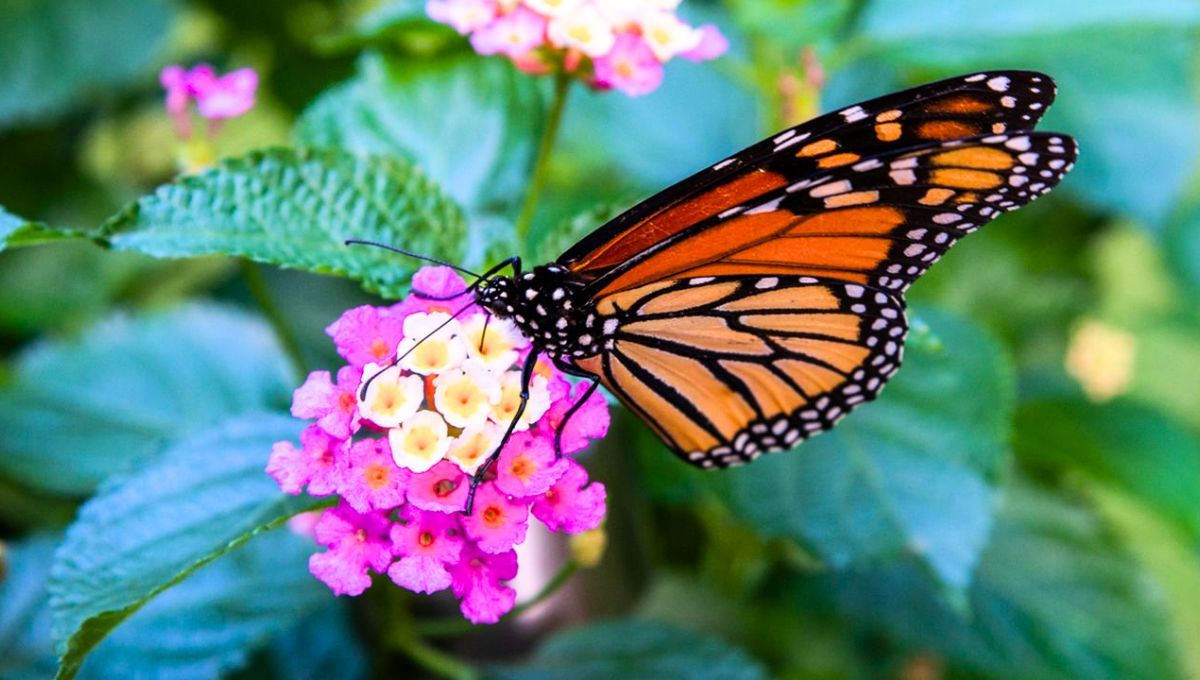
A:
[715,309,1012,592]
[48,413,322,679]
[0,305,290,496]
[0,0,174,129]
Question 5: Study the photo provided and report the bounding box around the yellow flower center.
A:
[364,464,389,490]
[483,506,503,526]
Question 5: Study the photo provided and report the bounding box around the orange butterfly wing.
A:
[555,71,1077,467]
[578,277,905,466]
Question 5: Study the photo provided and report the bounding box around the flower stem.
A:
[239,260,308,381]
[417,560,579,638]
[514,71,572,253]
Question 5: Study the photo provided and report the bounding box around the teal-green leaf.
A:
[99,148,468,298]
[0,206,77,252]
[720,309,1013,591]
[830,483,1182,680]
[1014,399,1200,539]
[296,52,542,223]
[48,412,322,680]
[0,0,173,129]
[492,619,769,680]
[83,530,330,680]
[854,0,1200,225]
[0,534,59,680]
[0,305,291,496]
[0,530,332,680]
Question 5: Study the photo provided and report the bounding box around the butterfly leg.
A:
[553,378,600,459]
[463,351,538,515]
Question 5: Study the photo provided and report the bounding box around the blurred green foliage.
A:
[1,0,1199,678]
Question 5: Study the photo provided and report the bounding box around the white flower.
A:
[548,4,617,57]
[357,363,425,428]
[447,422,503,475]
[639,9,701,62]
[462,313,525,372]
[390,410,453,473]
[490,372,552,431]
[524,0,583,18]
[434,359,503,429]
[397,312,467,375]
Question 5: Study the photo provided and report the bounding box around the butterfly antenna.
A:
[344,239,480,279]
[358,300,478,400]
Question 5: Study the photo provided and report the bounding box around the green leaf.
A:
[48,412,322,680]
[296,53,543,220]
[1165,194,1200,295]
[492,619,770,680]
[0,534,59,680]
[854,0,1200,224]
[316,0,462,56]
[1086,482,1200,680]
[99,148,468,298]
[532,204,624,265]
[1014,399,1200,538]
[1,206,48,251]
[262,604,368,680]
[831,483,1182,680]
[0,0,174,129]
[720,309,1013,591]
[83,530,330,680]
[0,305,291,496]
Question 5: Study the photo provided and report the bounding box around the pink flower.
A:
[532,459,606,533]
[160,66,189,115]
[188,66,259,119]
[291,366,362,439]
[308,503,393,596]
[682,24,729,62]
[593,33,664,97]
[336,439,410,513]
[461,482,528,553]
[427,0,498,35]
[407,460,471,512]
[389,266,475,318]
[266,424,342,496]
[494,432,568,498]
[471,7,548,57]
[325,305,407,368]
[389,506,465,593]
[450,546,518,624]
[536,380,611,455]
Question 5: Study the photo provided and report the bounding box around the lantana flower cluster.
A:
[427,0,729,96]
[267,267,610,624]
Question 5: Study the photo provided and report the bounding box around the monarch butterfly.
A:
[358,70,1077,510]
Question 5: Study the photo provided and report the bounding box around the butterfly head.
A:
[475,264,595,359]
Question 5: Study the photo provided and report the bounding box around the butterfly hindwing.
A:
[584,276,905,467]
[560,70,1061,282]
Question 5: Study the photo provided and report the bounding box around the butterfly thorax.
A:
[475,264,602,360]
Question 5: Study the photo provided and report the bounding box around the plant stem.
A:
[417,560,579,638]
[514,71,572,252]
[239,260,308,381]
[391,632,479,680]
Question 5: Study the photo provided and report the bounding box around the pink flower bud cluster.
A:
[427,0,729,96]
[267,267,610,624]
[159,64,258,138]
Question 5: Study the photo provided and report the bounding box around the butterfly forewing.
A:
[559,70,1061,282]
[589,132,1077,295]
